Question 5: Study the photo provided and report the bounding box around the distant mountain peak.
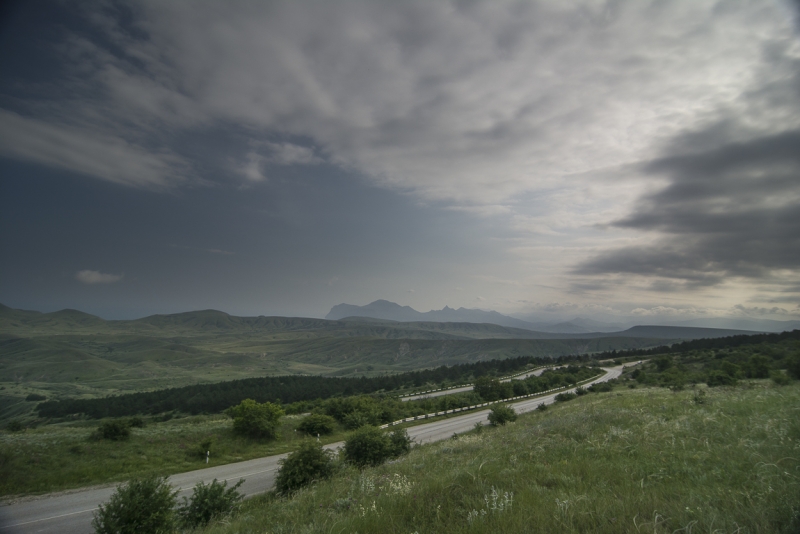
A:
[326,300,539,330]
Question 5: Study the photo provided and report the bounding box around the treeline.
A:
[595,329,800,360]
[36,354,589,419]
[288,365,603,429]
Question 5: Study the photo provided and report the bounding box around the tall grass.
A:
[202,382,800,533]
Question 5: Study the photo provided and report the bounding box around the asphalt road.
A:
[0,366,623,534]
[400,366,558,402]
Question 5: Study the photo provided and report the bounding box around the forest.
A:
[35,353,593,419]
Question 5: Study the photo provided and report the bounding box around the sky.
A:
[1,0,799,323]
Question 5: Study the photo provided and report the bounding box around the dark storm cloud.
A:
[576,129,800,284]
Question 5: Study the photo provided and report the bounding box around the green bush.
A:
[342,411,372,430]
[388,428,412,456]
[127,417,145,428]
[706,370,737,387]
[786,354,800,380]
[227,399,284,439]
[574,386,588,396]
[554,392,577,402]
[92,475,177,534]
[343,426,393,468]
[536,402,548,411]
[6,420,24,432]
[275,440,335,494]
[297,413,337,435]
[487,404,517,426]
[178,478,244,528]
[588,382,613,393]
[25,393,47,402]
[94,420,131,441]
[771,371,791,386]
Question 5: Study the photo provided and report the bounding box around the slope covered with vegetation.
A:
[204,382,800,534]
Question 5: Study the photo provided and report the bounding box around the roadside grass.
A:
[201,382,800,534]
[0,415,351,498]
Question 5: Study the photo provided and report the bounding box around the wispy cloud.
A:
[76,270,123,285]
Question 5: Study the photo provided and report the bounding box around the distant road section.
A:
[0,366,623,534]
[400,366,557,401]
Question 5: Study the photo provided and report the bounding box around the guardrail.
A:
[381,372,602,428]
[397,365,555,399]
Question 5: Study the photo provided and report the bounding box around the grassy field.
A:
[201,381,800,534]
[0,414,350,497]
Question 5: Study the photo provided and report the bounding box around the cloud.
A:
[263,142,322,166]
[0,110,188,189]
[9,1,794,207]
[730,304,794,317]
[76,270,123,284]
[575,129,800,287]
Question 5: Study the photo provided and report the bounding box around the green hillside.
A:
[0,304,684,422]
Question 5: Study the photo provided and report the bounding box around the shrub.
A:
[488,404,517,426]
[588,382,612,393]
[227,399,284,439]
[178,478,244,528]
[25,393,47,402]
[127,417,145,428]
[554,392,577,402]
[92,475,177,534]
[193,438,214,460]
[275,440,335,494]
[342,411,372,430]
[343,426,393,467]
[536,402,548,411]
[388,428,412,456]
[706,370,737,387]
[297,413,337,436]
[94,420,130,441]
[692,389,707,404]
[6,420,24,432]
[786,354,800,380]
[574,386,588,396]
[745,355,771,379]
[771,371,791,386]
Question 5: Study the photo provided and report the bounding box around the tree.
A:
[343,426,393,467]
[275,440,335,494]
[786,354,800,380]
[227,399,284,439]
[387,428,412,456]
[297,413,337,436]
[474,377,503,401]
[92,476,177,534]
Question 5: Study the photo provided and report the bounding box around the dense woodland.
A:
[594,329,800,359]
[36,354,592,419]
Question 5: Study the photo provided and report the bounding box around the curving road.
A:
[400,365,561,402]
[0,366,623,533]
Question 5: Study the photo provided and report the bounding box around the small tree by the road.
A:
[343,425,394,467]
[488,404,517,426]
[388,427,412,456]
[92,475,177,534]
[227,399,284,439]
[178,478,244,528]
[297,413,337,436]
[275,440,335,494]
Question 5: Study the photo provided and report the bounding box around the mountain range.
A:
[327,300,800,334]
